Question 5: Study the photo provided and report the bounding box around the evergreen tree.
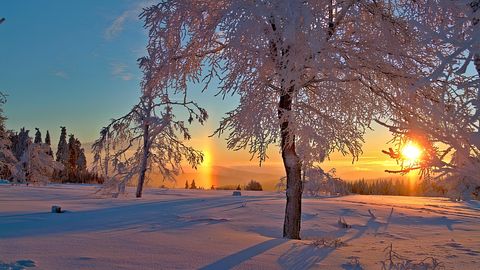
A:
[34,128,42,144]
[77,148,87,172]
[76,148,87,182]
[185,180,189,189]
[9,133,18,157]
[236,184,241,191]
[65,134,87,182]
[12,128,29,161]
[190,179,196,189]
[56,126,68,165]
[54,127,69,181]
[67,134,78,180]
[44,130,53,157]
[45,130,51,145]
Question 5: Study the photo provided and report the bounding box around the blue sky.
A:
[0,0,233,144]
[0,1,414,186]
[0,1,150,143]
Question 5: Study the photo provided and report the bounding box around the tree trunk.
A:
[475,53,480,132]
[279,88,303,239]
[136,124,150,198]
[471,3,480,134]
[475,54,480,77]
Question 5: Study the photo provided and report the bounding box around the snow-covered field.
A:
[1,184,479,269]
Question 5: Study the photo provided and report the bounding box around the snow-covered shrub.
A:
[380,243,444,270]
[275,176,287,192]
[310,237,346,248]
[303,167,348,197]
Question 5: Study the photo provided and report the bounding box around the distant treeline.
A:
[281,170,452,197]
[345,178,447,197]
[186,179,264,191]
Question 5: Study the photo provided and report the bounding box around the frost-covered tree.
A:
[140,0,458,238]
[92,128,111,180]
[34,128,42,144]
[15,139,63,184]
[0,94,17,179]
[303,167,348,197]
[0,130,16,180]
[380,1,480,200]
[275,176,287,192]
[92,55,207,198]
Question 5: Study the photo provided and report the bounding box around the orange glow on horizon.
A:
[169,124,424,189]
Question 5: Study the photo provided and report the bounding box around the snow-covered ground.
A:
[0,184,479,269]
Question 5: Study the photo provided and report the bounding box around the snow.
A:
[1,184,479,269]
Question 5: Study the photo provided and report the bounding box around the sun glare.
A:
[199,149,213,188]
[401,142,422,162]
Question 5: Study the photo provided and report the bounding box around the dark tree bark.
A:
[136,123,150,198]
[279,87,303,239]
[475,54,480,75]
[470,1,479,75]
[270,16,303,239]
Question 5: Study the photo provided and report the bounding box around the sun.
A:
[401,142,422,162]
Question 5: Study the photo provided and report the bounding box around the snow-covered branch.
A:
[141,0,479,236]
[93,53,207,197]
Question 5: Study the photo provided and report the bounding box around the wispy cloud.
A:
[53,70,69,79]
[105,10,131,40]
[104,1,154,40]
[111,62,133,81]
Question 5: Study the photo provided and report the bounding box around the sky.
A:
[0,1,416,189]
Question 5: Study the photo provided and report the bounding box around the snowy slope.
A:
[0,184,479,269]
